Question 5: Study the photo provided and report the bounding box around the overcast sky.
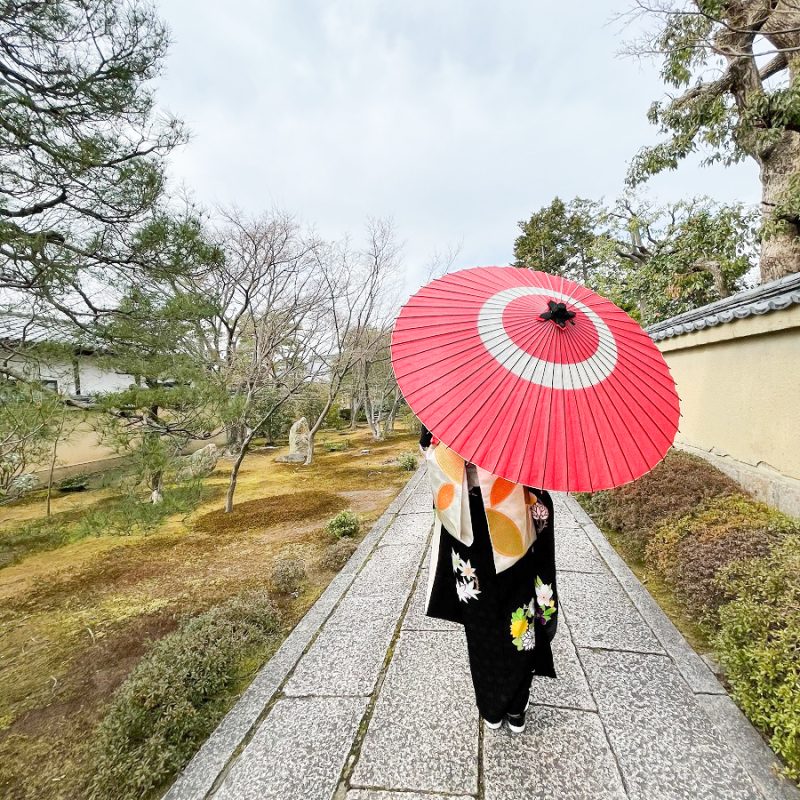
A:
[154,0,760,294]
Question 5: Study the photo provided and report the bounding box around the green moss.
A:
[0,482,207,568]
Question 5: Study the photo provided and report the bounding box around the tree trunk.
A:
[305,397,335,465]
[225,446,248,513]
[384,388,402,435]
[349,395,361,429]
[759,131,800,282]
[363,389,382,440]
[150,470,164,504]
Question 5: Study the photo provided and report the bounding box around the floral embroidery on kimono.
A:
[453,549,481,603]
[510,576,556,650]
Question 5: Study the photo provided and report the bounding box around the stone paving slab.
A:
[568,497,725,695]
[283,611,396,697]
[378,512,432,547]
[483,705,626,800]
[555,524,609,574]
[402,571,461,632]
[350,630,478,796]
[347,793,474,800]
[397,490,435,514]
[214,696,367,800]
[580,648,760,800]
[558,571,665,654]
[530,623,596,712]
[348,543,424,598]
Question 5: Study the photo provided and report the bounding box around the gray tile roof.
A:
[0,313,101,352]
[647,272,800,341]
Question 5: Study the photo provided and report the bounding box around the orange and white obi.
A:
[424,442,538,574]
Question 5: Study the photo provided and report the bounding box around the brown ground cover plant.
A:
[581,450,741,558]
[646,494,798,622]
[194,491,348,534]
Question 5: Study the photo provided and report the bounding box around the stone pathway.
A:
[164,467,799,800]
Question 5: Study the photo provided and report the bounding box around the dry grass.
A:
[0,426,417,800]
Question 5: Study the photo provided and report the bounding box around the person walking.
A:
[419,424,558,733]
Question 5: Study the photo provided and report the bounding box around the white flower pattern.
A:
[453,554,480,604]
[458,559,477,580]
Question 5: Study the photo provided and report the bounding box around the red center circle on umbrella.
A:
[500,295,600,364]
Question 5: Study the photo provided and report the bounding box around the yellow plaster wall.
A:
[656,308,800,481]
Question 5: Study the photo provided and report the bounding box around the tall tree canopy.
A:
[515,195,756,325]
[0,0,185,315]
[514,197,603,283]
[627,0,800,282]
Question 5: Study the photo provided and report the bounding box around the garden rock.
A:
[276,418,310,463]
[177,443,220,480]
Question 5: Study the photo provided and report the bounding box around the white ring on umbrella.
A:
[477,287,618,389]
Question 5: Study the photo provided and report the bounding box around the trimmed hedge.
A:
[581,450,740,558]
[87,591,281,800]
[715,537,800,782]
[645,494,797,622]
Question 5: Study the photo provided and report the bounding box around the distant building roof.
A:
[647,272,800,341]
[0,313,103,352]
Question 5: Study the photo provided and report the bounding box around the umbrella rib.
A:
[498,321,560,485]
[410,317,555,450]
[567,319,672,461]
[561,330,594,492]
[444,319,557,467]
[570,320,679,435]
[566,327,632,487]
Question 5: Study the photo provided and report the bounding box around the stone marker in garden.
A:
[176,443,220,480]
[276,417,310,463]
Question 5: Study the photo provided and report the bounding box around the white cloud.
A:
[155,0,760,296]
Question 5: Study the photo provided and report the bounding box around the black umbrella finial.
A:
[540,300,576,328]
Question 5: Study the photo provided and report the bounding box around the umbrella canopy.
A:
[391,267,680,492]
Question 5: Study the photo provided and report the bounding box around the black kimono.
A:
[420,426,558,723]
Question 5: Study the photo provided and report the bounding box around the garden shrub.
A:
[326,439,351,452]
[269,557,307,594]
[714,536,800,781]
[87,591,281,800]
[581,450,740,558]
[397,452,418,471]
[322,538,358,571]
[645,494,797,622]
[326,510,360,539]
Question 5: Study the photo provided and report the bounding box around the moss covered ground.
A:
[0,428,419,800]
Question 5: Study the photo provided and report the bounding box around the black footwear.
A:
[484,717,503,730]
[506,710,526,733]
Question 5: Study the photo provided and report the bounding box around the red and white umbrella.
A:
[391,267,680,492]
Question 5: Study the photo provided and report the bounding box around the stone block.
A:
[284,609,396,697]
[214,696,367,800]
[379,512,432,547]
[402,572,461,632]
[397,490,434,515]
[554,525,608,573]
[350,630,477,795]
[558,572,664,653]
[347,793,474,800]
[483,705,626,800]
[530,624,596,712]
[348,544,422,599]
[580,649,760,800]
